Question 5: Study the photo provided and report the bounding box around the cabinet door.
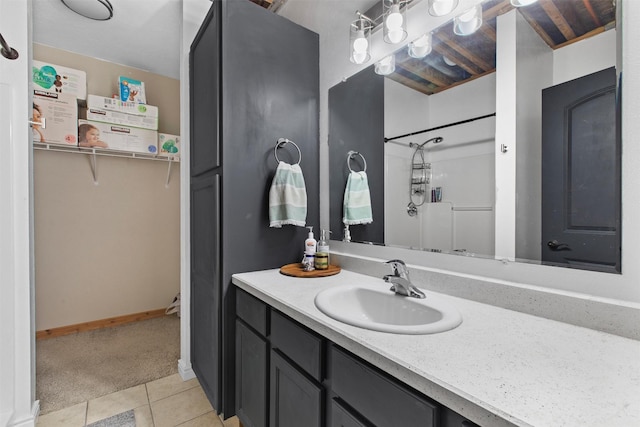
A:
[190,173,221,406]
[236,320,268,427]
[330,398,372,427]
[270,350,322,427]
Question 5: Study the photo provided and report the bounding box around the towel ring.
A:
[347,150,367,172]
[274,138,302,165]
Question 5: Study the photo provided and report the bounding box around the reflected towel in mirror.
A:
[269,161,307,228]
[343,171,373,225]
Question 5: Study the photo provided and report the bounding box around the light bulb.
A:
[428,0,458,17]
[454,5,482,36]
[352,52,367,64]
[385,4,403,30]
[511,0,538,6]
[353,32,368,53]
[387,29,404,44]
[408,33,432,59]
[375,55,396,76]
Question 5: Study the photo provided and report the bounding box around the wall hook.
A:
[0,32,19,60]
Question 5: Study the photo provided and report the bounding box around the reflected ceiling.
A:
[386,0,615,95]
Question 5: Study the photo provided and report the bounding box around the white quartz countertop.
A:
[232,268,640,427]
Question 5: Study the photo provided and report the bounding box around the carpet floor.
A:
[36,315,180,415]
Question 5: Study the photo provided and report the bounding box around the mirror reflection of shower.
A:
[407,137,443,216]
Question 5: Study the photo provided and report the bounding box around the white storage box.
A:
[32,90,78,146]
[33,60,87,100]
[158,133,180,157]
[86,107,158,130]
[78,120,158,154]
[87,94,158,118]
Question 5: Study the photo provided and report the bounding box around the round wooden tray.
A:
[279,263,341,278]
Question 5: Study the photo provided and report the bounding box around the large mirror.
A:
[329,0,620,273]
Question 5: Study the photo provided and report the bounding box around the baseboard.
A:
[3,400,39,427]
[36,309,168,340]
[178,359,196,380]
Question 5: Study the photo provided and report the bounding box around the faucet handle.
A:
[385,259,408,277]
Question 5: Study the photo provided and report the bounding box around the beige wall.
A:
[33,44,181,330]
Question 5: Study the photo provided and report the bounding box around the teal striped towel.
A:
[269,161,307,228]
[343,171,373,225]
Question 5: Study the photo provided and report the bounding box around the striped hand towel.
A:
[269,161,307,228]
[343,171,373,225]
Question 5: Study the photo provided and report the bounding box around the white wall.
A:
[31,45,181,331]
[384,75,495,255]
[514,11,553,261]
[553,29,617,85]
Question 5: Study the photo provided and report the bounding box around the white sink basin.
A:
[314,283,462,334]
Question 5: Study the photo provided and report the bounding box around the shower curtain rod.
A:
[384,112,496,143]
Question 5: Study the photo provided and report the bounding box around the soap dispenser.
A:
[317,229,331,253]
[304,226,317,256]
[303,227,317,272]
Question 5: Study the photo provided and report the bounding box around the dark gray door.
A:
[541,67,620,273]
[190,2,222,409]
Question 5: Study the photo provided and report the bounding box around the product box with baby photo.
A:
[78,120,158,154]
[87,94,158,118]
[32,90,78,146]
[158,133,180,158]
[33,60,87,100]
[86,107,158,130]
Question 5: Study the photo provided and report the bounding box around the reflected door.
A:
[541,67,620,273]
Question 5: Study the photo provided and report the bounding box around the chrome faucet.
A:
[383,259,426,299]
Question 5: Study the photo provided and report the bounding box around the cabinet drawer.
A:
[236,288,268,336]
[330,346,439,427]
[270,310,323,381]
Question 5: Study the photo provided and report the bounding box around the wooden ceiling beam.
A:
[482,0,515,21]
[582,0,603,27]
[395,59,456,88]
[432,43,485,76]
[541,0,577,40]
[430,68,496,95]
[433,32,493,73]
[386,73,435,95]
[520,11,557,48]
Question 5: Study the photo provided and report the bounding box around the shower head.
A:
[410,136,444,149]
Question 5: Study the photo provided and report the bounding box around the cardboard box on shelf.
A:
[86,107,158,130]
[87,94,158,118]
[33,60,87,100]
[32,91,78,146]
[118,76,147,104]
[158,133,180,157]
[78,120,158,155]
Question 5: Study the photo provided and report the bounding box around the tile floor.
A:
[36,374,239,427]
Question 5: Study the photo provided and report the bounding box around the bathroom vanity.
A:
[232,268,640,427]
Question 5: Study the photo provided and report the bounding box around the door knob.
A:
[547,240,570,250]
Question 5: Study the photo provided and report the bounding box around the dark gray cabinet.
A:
[190,0,319,416]
[330,345,439,427]
[330,399,372,427]
[270,349,323,427]
[235,320,268,427]
[235,287,480,427]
